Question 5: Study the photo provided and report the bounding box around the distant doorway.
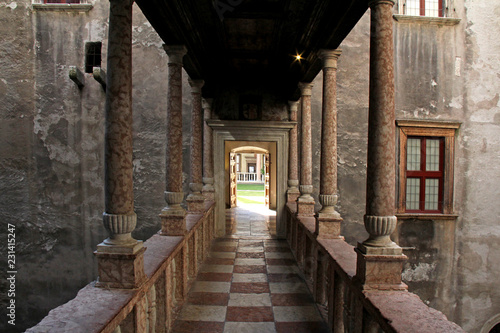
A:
[229,149,271,209]
[210,120,293,238]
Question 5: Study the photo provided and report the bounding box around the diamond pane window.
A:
[404,136,444,212]
[399,0,444,17]
[425,178,439,210]
[398,121,459,215]
[406,178,420,210]
[426,139,440,171]
[407,138,421,171]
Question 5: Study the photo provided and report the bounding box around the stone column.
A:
[287,101,300,202]
[160,45,188,236]
[297,83,315,216]
[186,79,205,213]
[202,98,215,200]
[316,49,343,239]
[355,0,407,290]
[95,0,145,289]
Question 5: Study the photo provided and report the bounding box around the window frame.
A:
[397,120,460,215]
[405,136,445,213]
[397,0,446,18]
[43,0,81,3]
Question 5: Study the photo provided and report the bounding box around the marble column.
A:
[297,82,315,216]
[95,0,145,289]
[355,0,407,291]
[316,49,343,239]
[160,45,188,236]
[202,98,215,200]
[186,79,205,213]
[287,101,300,202]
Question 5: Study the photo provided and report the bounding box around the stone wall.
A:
[0,1,182,331]
[456,0,500,331]
[1,0,499,332]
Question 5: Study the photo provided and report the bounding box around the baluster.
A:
[147,285,157,333]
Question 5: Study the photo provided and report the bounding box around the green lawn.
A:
[237,183,265,191]
[237,197,265,204]
[237,183,265,205]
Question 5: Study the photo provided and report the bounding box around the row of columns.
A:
[287,0,406,289]
[96,0,403,290]
[94,0,215,288]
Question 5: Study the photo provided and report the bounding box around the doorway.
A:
[210,120,293,238]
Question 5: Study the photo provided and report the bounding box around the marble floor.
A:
[171,205,329,333]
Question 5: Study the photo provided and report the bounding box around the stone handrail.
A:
[27,201,216,333]
[237,172,263,183]
[285,202,464,333]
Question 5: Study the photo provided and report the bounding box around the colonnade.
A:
[96,0,404,291]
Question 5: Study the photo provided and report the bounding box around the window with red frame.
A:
[405,137,444,213]
[400,0,445,17]
[44,0,81,3]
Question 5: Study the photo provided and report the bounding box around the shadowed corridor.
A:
[170,206,329,333]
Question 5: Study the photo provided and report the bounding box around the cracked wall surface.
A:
[0,0,499,332]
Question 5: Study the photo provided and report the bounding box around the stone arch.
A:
[210,120,294,238]
[481,314,500,333]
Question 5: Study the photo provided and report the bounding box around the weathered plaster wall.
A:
[0,1,36,331]
[1,0,499,332]
[0,1,177,331]
[456,0,500,331]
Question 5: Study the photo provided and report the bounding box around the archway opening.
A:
[224,142,277,237]
[490,323,500,333]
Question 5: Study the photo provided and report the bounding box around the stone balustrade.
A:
[27,202,215,333]
[285,202,464,333]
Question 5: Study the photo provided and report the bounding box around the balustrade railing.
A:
[27,201,215,333]
[285,202,464,333]
[237,172,264,183]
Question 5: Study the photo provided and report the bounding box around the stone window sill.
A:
[393,14,461,26]
[32,3,93,12]
[396,213,458,221]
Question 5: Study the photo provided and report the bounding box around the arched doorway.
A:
[227,145,273,209]
[210,120,293,238]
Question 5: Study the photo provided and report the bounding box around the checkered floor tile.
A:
[171,206,329,333]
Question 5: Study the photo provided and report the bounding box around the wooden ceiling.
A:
[135,0,368,100]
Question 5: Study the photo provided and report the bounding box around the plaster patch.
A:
[448,96,463,109]
[402,262,436,282]
[133,159,145,173]
[3,2,18,10]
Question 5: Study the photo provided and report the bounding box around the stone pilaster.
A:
[316,49,343,239]
[297,83,315,216]
[355,0,407,291]
[186,79,206,213]
[160,45,188,236]
[287,101,300,202]
[95,0,145,289]
[202,98,215,201]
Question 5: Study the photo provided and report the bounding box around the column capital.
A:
[202,98,213,111]
[288,100,299,112]
[318,49,342,69]
[298,82,314,96]
[163,44,187,64]
[188,79,205,94]
[368,0,395,8]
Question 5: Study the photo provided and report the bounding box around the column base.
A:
[315,213,343,239]
[186,193,205,213]
[160,207,187,236]
[354,243,408,291]
[287,188,301,202]
[202,178,215,201]
[95,242,146,289]
[297,196,315,216]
